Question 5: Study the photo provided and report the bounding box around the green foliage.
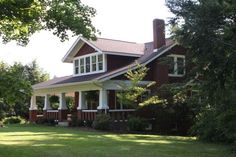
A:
[127,117,148,132]
[0,0,98,46]
[35,117,57,126]
[2,116,25,124]
[92,114,111,130]
[136,83,195,135]
[117,63,162,108]
[166,0,236,143]
[0,60,49,119]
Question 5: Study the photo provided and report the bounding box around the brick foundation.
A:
[29,110,37,123]
[58,110,68,122]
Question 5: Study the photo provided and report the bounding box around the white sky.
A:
[0,0,172,78]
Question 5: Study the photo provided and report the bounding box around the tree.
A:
[117,63,163,109]
[0,0,98,46]
[166,0,236,143]
[0,60,49,118]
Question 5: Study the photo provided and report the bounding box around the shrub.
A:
[128,117,148,131]
[35,117,56,126]
[3,116,25,124]
[84,120,93,127]
[136,102,194,135]
[35,117,47,124]
[0,121,3,127]
[70,113,78,127]
[0,110,6,121]
[92,114,111,130]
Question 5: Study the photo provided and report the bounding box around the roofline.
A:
[61,36,102,63]
[33,79,98,90]
[97,43,177,82]
[103,51,142,57]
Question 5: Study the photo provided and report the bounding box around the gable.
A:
[74,43,96,58]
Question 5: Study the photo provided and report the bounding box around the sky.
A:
[0,0,172,78]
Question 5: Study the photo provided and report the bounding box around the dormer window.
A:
[74,53,106,76]
[168,54,185,77]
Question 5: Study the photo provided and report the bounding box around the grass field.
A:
[0,124,234,157]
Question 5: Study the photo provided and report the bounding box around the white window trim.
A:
[73,52,106,76]
[167,54,185,77]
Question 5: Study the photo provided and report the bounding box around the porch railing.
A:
[79,109,135,121]
[81,110,97,121]
[45,110,58,120]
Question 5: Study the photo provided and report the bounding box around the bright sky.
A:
[0,0,172,78]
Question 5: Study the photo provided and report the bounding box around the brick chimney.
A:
[153,19,166,50]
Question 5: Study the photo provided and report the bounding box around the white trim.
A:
[29,96,37,110]
[62,37,102,63]
[167,54,185,77]
[97,89,109,109]
[33,80,95,90]
[43,94,52,110]
[58,93,67,110]
[103,51,142,57]
[73,53,106,76]
[46,110,59,113]
[82,110,98,112]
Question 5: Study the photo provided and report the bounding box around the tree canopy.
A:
[0,0,98,46]
[166,0,236,143]
[0,60,49,119]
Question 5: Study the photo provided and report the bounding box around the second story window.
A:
[168,54,185,77]
[74,53,105,76]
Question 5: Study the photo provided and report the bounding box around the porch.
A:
[29,81,137,123]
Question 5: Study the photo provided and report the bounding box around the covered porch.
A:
[29,80,136,123]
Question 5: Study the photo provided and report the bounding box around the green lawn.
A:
[0,125,234,157]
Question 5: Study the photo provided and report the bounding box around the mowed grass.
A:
[0,125,234,157]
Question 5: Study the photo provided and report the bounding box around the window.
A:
[80,58,85,74]
[98,54,103,71]
[73,53,105,76]
[91,55,97,72]
[168,55,185,77]
[74,60,79,74]
[85,57,90,73]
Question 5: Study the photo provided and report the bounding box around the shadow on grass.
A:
[0,124,234,157]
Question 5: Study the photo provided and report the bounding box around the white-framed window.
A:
[73,53,106,76]
[167,54,185,77]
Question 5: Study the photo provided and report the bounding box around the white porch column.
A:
[77,91,86,110]
[29,96,37,110]
[97,89,109,110]
[58,93,67,110]
[43,94,51,110]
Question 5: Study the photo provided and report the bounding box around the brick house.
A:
[29,19,186,123]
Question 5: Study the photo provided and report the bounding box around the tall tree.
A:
[0,60,49,118]
[0,0,98,46]
[166,0,236,143]
[117,63,162,108]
